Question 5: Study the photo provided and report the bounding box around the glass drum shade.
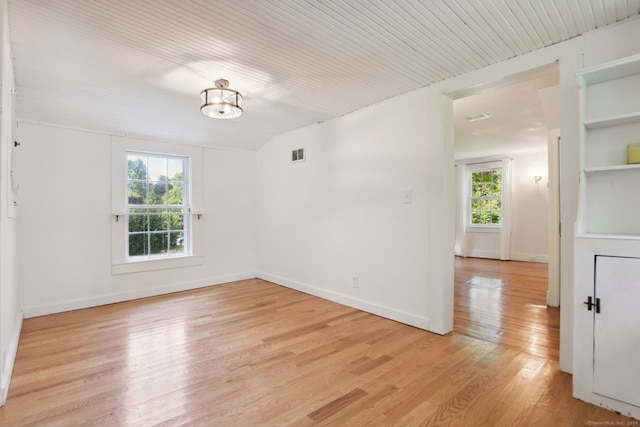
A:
[200,85,243,119]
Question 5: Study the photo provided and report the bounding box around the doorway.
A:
[451,64,561,356]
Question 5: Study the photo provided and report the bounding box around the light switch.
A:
[403,189,413,204]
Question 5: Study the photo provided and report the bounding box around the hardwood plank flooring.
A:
[0,278,634,426]
[454,257,560,360]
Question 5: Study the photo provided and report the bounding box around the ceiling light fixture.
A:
[465,112,490,122]
[200,79,243,119]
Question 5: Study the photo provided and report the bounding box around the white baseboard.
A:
[1,313,23,406]
[22,272,256,318]
[466,249,501,259]
[510,253,549,263]
[257,272,430,331]
[463,251,549,263]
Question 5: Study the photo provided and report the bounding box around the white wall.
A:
[16,122,257,316]
[258,34,583,370]
[0,0,22,405]
[257,89,438,330]
[463,228,501,259]
[511,149,549,262]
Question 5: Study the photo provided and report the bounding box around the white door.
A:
[593,255,640,407]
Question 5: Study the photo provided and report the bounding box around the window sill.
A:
[466,226,501,233]
[112,255,203,275]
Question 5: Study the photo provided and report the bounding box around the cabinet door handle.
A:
[584,296,601,313]
[584,296,594,311]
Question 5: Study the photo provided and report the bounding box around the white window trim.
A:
[466,226,501,233]
[111,136,204,275]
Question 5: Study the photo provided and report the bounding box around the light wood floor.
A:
[0,274,634,425]
[454,257,560,360]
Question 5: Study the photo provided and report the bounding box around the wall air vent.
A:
[292,148,305,163]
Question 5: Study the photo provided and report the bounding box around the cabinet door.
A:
[594,255,640,407]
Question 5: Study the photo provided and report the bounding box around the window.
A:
[112,136,203,274]
[469,167,502,225]
[126,152,190,259]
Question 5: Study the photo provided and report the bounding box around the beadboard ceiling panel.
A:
[7,0,640,150]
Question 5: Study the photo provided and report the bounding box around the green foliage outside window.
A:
[127,154,187,257]
[470,168,502,225]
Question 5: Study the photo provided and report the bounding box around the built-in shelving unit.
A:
[574,53,640,421]
[576,53,640,237]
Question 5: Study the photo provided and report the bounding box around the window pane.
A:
[149,213,168,232]
[128,181,147,205]
[491,212,501,224]
[168,182,183,205]
[128,156,147,180]
[148,181,168,205]
[148,157,167,181]
[128,210,148,232]
[170,231,185,254]
[149,232,168,255]
[472,212,486,224]
[472,199,489,211]
[168,158,184,181]
[493,170,502,185]
[169,214,184,231]
[129,234,148,256]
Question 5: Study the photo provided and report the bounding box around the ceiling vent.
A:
[465,112,491,122]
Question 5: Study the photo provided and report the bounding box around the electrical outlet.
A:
[352,276,360,288]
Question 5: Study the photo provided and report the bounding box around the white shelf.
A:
[579,53,640,238]
[584,111,640,129]
[577,53,640,84]
[584,164,640,174]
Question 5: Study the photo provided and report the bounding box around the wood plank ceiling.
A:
[7,0,640,150]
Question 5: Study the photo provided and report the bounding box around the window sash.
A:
[469,167,503,226]
[126,152,190,260]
